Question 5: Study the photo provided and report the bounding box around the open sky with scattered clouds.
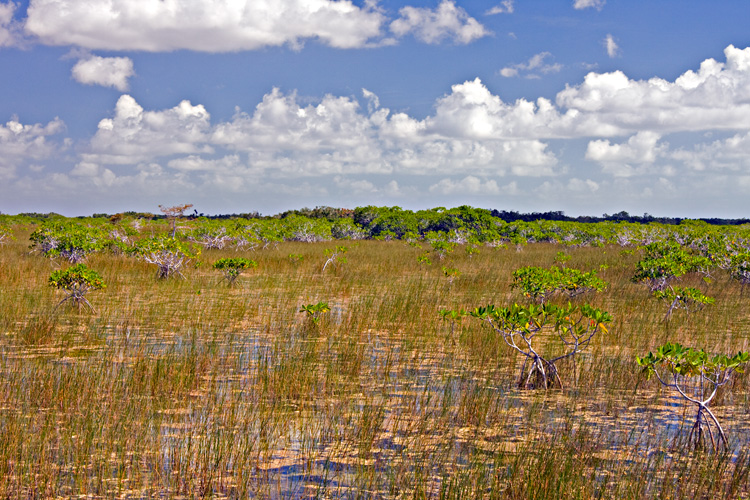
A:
[1,0,749,217]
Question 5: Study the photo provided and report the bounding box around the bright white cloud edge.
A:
[24,0,490,51]
[71,55,135,91]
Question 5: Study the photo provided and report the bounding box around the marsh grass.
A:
[1,233,749,497]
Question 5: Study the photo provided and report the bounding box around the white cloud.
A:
[566,178,600,192]
[585,131,666,177]
[429,176,500,195]
[499,52,563,79]
[25,0,386,51]
[390,0,489,45]
[586,131,663,163]
[333,175,378,194]
[424,78,566,139]
[0,117,65,180]
[71,55,135,91]
[556,45,750,135]
[60,45,750,186]
[669,130,750,172]
[7,44,750,215]
[82,95,213,166]
[573,0,605,10]
[486,1,514,15]
[0,1,19,47]
[603,34,619,58]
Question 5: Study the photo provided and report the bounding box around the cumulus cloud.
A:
[333,175,378,194]
[0,117,65,180]
[499,52,563,79]
[66,45,750,187]
[429,176,500,195]
[82,95,212,166]
[486,1,514,15]
[669,130,750,172]
[0,1,21,47]
[71,55,135,91]
[585,131,666,177]
[424,78,567,139]
[566,178,600,192]
[25,0,386,51]
[586,131,663,164]
[555,45,750,135]
[603,34,619,58]
[8,44,750,215]
[573,0,605,10]
[390,0,489,45]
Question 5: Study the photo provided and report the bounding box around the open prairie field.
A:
[1,212,750,498]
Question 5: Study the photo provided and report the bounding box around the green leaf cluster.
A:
[30,220,112,262]
[213,257,257,283]
[299,302,331,324]
[637,342,749,379]
[512,265,607,302]
[48,264,105,291]
[652,286,714,306]
[632,241,711,290]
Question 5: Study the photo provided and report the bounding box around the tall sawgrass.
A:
[0,232,748,497]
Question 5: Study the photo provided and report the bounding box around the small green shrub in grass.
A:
[511,265,607,303]
[323,245,348,271]
[653,286,714,320]
[49,264,105,312]
[299,301,330,325]
[213,257,257,285]
[0,221,13,245]
[638,343,749,452]
[632,241,711,292]
[130,235,200,279]
[466,303,612,390]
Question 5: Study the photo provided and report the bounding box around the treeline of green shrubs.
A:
[5,205,750,249]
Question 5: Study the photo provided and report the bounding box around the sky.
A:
[1,0,750,218]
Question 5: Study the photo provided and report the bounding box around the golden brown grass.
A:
[0,228,749,498]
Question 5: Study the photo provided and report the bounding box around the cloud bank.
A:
[4,45,750,214]
[23,0,490,51]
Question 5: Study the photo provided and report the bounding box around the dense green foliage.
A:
[511,265,607,303]
[48,264,105,312]
[212,257,257,284]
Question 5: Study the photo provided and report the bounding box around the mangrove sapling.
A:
[442,267,461,285]
[729,251,750,294]
[29,220,111,263]
[322,246,348,271]
[299,302,330,326]
[467,303,612,389]
[632,241,711,292]
[637,343,749,452]
[213,257,257,285]
[417,252,432,265]
[0,221,13,245]
[130,235,200,279]
[653,286,714,321]
[48,264,105,313]
[511,265,607,304]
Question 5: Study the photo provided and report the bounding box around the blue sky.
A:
[1,0,750,217]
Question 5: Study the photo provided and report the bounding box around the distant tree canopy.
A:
[10,206,750,228]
